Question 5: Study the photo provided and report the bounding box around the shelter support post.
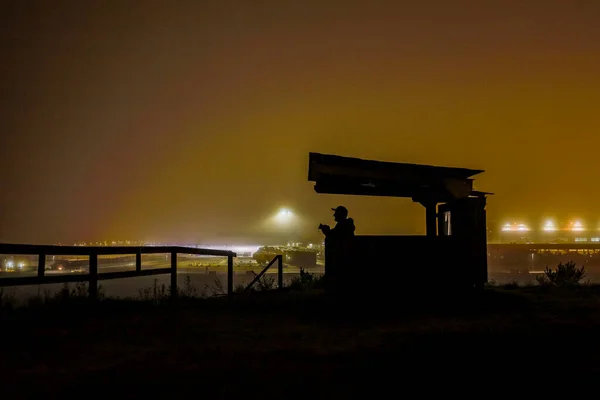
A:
[426,204,437,237]
[414,200,438,237]
[415,198,438,237]
[437,209,445,236]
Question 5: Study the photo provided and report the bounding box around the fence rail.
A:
[0,243,237,298]
[244,255,283,293]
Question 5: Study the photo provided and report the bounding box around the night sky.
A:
[1,1,599,245]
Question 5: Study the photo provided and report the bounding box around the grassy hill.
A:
[2,285,600,395]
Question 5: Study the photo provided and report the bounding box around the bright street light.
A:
[516,223,529,232]
[543,220,556,232]
[275,208,294,225]
[571,220,584,232]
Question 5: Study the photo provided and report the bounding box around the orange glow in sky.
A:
[1,1,600,244]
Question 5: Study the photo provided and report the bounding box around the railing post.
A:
[38,253,46,281]
[135,252,142,273]
[170,252,177,298]
[278,254,283,289]
[227,255,234,296]
[89,253,98,300]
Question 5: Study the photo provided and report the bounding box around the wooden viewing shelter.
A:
[308,152,491,291]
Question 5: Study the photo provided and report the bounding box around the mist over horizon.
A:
[2,0,599,245]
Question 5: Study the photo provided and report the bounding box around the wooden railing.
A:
[243,254,283,293]
[0,244,236,299]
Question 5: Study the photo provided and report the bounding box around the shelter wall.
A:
[325,235,484,290]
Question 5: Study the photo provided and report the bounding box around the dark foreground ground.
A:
[2,286,600,396]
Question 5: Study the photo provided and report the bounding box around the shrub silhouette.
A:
[254,273,276,291]
[537,261,585,287]
[179,274,198,298]
[288,269,325,291]
[299,268,315,284]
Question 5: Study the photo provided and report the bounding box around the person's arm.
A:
[319,224,331,236]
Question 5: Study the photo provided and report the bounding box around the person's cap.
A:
[331,206,348,215]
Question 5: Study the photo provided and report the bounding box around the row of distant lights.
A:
[4,260,25,269]
[502,220,585,232]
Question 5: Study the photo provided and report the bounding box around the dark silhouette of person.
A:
[319,206,355,293]
[319,206,355,239]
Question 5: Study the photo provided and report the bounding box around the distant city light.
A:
[542,220,557,232]
[571,220,584,232]
[6,260,14,269]
[501,222,530,232]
